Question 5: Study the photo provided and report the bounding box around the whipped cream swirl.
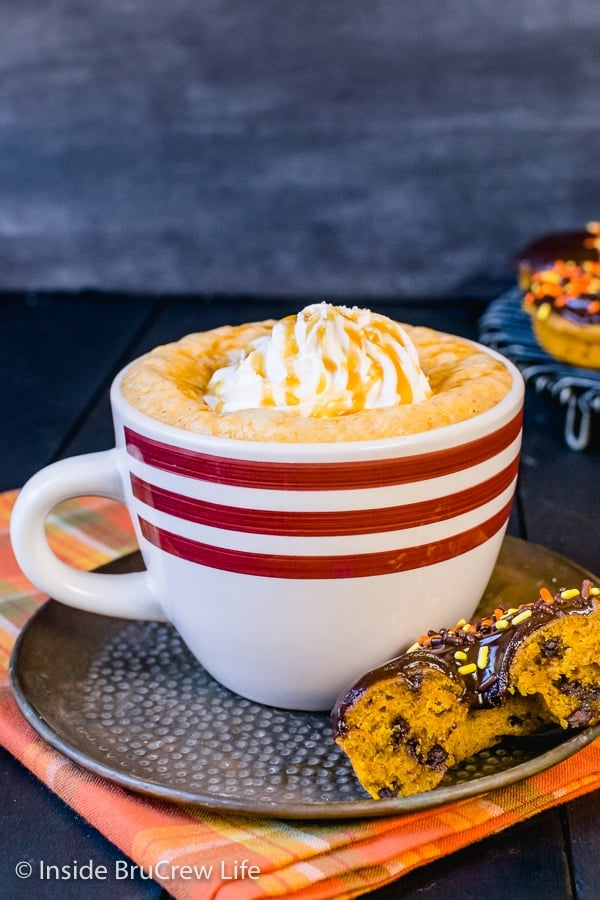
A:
[204,302,432,417]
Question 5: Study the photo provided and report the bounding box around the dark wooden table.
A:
[2,291,599,899]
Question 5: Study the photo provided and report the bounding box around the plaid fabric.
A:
[2,489,600,900]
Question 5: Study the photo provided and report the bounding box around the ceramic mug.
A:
[10,348,524,711]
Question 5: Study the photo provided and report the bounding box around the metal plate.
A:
[9,536,600,819]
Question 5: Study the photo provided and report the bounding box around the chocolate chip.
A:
[390,714,409,734]
[390,715,410,751]
[378,781,400,799]
[425,744,448,769]
[541,637,564,659]
[405,738,421,762]
[556,677,582,696]
[407,672,423,691]
[567,708,592,727]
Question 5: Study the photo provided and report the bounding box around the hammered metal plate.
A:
[9,536,600,819]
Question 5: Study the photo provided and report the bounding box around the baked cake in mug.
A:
[122,302,513,441]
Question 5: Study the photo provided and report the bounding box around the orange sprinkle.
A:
[524,244,600,316]
[540,587,554,604]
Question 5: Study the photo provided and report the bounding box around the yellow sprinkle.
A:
[406,642,420,653]
[477,646,489,669]
[454,650,468,661]
[458,663,477,676]
[495,619,509,630]
[456,618,467,627]
[462,623,472,633]
[537,303,552,321]
[512,609,533,626]
[506,608,518,615]
[590,587,600,596]
[560,589,580,600]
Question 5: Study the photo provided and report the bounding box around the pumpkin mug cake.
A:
[11,302,524,709]
[121,302,514,441]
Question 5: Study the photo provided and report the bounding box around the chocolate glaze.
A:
[517,230,596,275]
[518,228,600,326]
[526,291,600,327]
[332,581,597,737]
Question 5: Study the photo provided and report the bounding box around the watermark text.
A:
[15,858,261,883]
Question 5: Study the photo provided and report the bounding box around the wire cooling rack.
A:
[478,288,600,451]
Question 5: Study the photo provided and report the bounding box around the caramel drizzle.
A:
[258,305,421,415]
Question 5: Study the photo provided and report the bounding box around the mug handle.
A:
[10,449,165,620]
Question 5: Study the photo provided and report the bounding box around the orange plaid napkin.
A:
[2,488,600,900]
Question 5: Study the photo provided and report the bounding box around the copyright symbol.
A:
[15,861,33,879]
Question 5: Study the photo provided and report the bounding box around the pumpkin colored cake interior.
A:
[332,580,600,799]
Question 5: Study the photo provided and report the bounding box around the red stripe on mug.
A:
[130,455,519,536]
[138,501,512,579]
[124,411,522,491]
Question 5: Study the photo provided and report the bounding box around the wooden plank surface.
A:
[0,293,157,490]
[516,389,600,576]
[368,812,573,900]
[565,793,600,898]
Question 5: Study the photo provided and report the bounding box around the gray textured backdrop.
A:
[2,1,599,299]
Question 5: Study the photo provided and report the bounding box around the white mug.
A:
[10,347,524,711]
